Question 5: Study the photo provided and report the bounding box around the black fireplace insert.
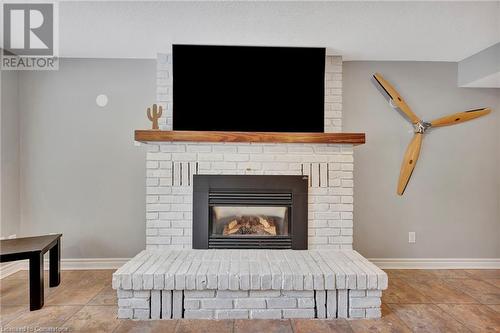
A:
[192,175,308,249]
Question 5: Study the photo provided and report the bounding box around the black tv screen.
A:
[172,45,325,132]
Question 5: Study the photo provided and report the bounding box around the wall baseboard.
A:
[2,257,499,279]
[0,258,130,279]
[54,258,130,270]
[0,262,25,279]
[370,258,500,269]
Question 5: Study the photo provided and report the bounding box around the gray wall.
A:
[18,59,155,258]
[343,61,500,258]
[1,71,21,238]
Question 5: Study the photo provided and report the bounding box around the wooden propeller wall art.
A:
[372,73,492,196]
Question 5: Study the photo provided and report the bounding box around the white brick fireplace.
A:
[145,54,354,250]
[112,52,387,321]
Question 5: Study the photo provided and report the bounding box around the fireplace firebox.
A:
[193,175,308,249]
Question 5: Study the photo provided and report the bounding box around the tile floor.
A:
[0,269,499,332]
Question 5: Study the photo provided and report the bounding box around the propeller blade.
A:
[373,73,421,124]
[397,133,423,196]
[430,108,491,127]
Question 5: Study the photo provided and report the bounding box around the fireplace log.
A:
[223,216,278,236]
[224,219,243,235]
[224,223,242,235]
[258,217,270,228]
[264,226,277,235]
[228,220,238,230]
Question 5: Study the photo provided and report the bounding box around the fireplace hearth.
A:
[192,175,308,249]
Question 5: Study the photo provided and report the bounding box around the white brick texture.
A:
[148,53,351,250]
[115,288,325,320]
[145,144,354,250]
[183,289,315,319]
[114,250,386,319]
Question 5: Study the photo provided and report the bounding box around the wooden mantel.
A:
[135,130,365,145]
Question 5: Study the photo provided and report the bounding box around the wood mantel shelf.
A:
[135,130,365,145]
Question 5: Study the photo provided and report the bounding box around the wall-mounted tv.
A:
[172,45,325,132]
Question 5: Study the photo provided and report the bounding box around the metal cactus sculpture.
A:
[147,104,163,130]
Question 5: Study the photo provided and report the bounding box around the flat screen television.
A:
[172,45,325,132]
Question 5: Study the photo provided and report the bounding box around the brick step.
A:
[117,288,382,320]
[112,249,387,291]
[112,249,387,320]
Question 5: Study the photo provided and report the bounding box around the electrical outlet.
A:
[408,232,416,243]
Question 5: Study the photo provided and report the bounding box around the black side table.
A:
[0,234,62,310]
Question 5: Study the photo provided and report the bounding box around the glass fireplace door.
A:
[205,189,297,249]
[211,206,290,237]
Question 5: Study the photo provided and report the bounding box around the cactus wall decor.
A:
[147,104,163,130]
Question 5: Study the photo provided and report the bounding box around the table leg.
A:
[29,253,44,311]
[49,239,61,287]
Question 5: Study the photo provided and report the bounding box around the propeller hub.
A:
[414,121,431,134]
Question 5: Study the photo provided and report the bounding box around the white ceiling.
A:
[56,1,500,61]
